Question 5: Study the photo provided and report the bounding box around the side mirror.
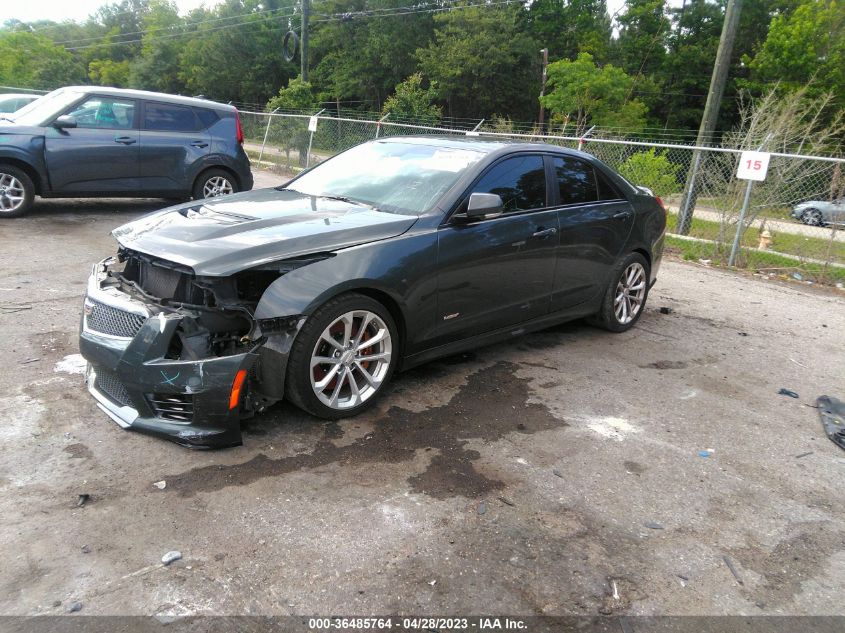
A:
[466,192,504,219]
[53,115,77,129]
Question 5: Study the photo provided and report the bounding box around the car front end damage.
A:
[79,249,303,448]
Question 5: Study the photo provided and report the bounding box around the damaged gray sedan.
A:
[80,137,666,448]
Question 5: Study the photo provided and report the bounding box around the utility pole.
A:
[538,48,548,134]
[300,0,310,81]
[676,0,743,234]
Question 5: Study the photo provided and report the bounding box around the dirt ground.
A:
[1,178,844,618]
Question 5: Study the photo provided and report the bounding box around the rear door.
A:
[138,101,211,193]
[550,155,635,310]
[45,95,140,193]
[435,154,559,344]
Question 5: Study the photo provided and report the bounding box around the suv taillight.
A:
[655,195,666,214]
[234,109,244,145]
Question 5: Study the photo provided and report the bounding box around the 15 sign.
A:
[736,151,771,181]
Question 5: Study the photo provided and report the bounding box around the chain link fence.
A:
[240,109,845,285]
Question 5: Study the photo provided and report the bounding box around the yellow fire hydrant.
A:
[758,229,773,250]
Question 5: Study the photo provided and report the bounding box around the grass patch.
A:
[665,235,845,285]
[667,214,845,264]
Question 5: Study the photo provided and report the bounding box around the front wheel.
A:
[193,168,238,200]
[285,293,399,419]
[801,208,823,226]
[0,165,35,218]
[589,253,651,333]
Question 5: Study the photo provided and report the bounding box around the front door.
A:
[435,154,559,344]
[45,95,139,194]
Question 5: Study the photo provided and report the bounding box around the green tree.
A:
[618,149,680,197]
[525,0,612,63]
[88,59,131,86]
[129,0,184,93]
[266,77,318,167]
[745,0,844,103]
[613,0,667,78]
[0,31,85,89]
[540,52,648,135]
[381,73,441,123]
[416,5,540,119]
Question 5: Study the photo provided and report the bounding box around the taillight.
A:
[234,109,244,145]
[655,196,666,213]
[229,369,248,410]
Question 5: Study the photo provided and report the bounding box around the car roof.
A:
[374,135,598,161]
[58,86,235,112]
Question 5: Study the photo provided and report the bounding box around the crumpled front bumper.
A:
[78,259,261,449]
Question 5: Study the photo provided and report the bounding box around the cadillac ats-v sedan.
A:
[79,137,666,448]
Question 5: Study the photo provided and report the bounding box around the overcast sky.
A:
[5,1,638,26]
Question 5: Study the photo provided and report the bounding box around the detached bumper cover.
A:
[78,260,260,448]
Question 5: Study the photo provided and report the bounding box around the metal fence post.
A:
[257,107,280,166]
[306,108,326,168]
[728,179,754,267]
[677,150,703,234]
[375,112,390,138]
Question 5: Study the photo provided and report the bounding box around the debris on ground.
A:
[737,332,748,336]
[816,396,845,451]
[476,502,487,515]
[658,307,673,314]
[19,358,40,365]
[152,480,167,490]
[794,451,813,459]
[161,551,182,566]
[645,522,664,530]
[66,601,82,613]
[552,470,564,478]
[428,580,437,586]
[81,545,91,554]
[778,388,799,399]
[722,555,744,585]
[498,496,515,507]
[76,494,90,507]
[698,450,713,458]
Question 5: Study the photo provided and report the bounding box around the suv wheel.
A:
[589,252,651,333]
[286,293,398,419]
[193,169,238,199]
[0,165,34,218]
[801,208,823,226]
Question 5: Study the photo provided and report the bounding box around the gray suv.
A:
[0,86,253,217]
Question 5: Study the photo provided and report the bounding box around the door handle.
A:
[613,210,633,220]
[114,136,136,145]
[532,227,558,239]
[191,141,209,148]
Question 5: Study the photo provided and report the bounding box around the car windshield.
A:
[283,141,485,215]
[9,88,84,125]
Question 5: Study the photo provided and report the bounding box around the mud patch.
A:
[165,362,566,499]
[63,443,93,459]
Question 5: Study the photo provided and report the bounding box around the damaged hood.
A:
[112,188,420,276]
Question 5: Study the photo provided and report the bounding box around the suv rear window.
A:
[144,102,200,132]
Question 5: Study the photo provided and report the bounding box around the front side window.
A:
[144,102,200,132]
[472,155,547,213]
[65,97,135,130]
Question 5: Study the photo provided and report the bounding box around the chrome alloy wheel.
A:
[0,173,25,213]
[202,175,234,198]
[310,310,393,411]
[614,262,647,325]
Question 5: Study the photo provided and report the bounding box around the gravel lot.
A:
[1,176,844,618]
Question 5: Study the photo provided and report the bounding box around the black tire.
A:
[588,252,651,333]
[0,164,35,218]
[801,208,823,226]
[285,292,399,419]
[192,168,239,200]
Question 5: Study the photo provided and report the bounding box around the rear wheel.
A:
[286,293,398,419]
[0,165,34,218]
[589,253,650,333]
[801,208,823,226]
[193,168,238,200]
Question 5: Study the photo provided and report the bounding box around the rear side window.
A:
[596,168,623,201]
[194,108,219,129]
[472,155,547,212]
[554,156,598,205]
[144,102,199,132]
